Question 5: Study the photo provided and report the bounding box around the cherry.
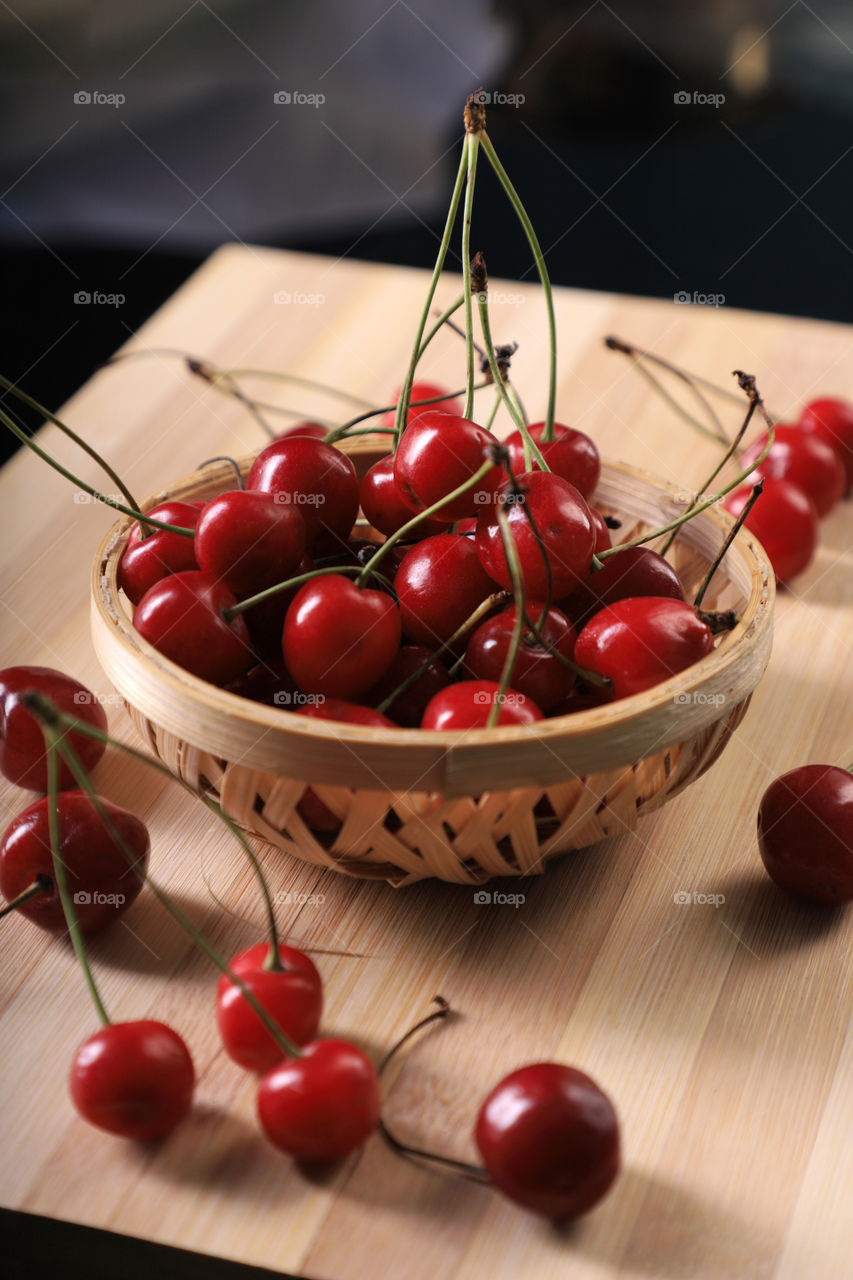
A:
[0,666,108,791]
[574,597,713,699]
[217,943,323,1072]
[257,1038,382,1161]
[275,422,328,441]
[283,575,401,699]
[421,681,544,729]
[506,422,600,499]
[242,552,315,658]
[0,791,149,935]
[394,411,501,519]
[297,697,395,728]
[381,382,462,432]
[562,546,684,627]
[118,501,202,606]
[724,477,818,585]
[741,425,844,517]
[247,437,359,547]
[70,1020,194,1140]
[365,645,450,726]
[134,570,252,686]
[194,489,306,597]
[476,472,595,599]
[231,658,296,706]
[798,397,853,491]
[589,508,613,554]
[757,765,853,905]
[465,603,577,712]
[359,456,450,537]
[394,534,497,648]
[475,1063,620,1221]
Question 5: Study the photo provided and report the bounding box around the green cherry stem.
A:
[694,479,764,609]
[487,503,527,728]
[0,873,53,920]
[323,378,490,446]
[604,336,733,442]
[462,131,480,420]
[224,563,393,621]
[474,267,547,472]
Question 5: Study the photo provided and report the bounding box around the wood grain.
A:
[1,246,852,1280]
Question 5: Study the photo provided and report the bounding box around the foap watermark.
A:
[73,890,126,906]
[73,690,124,707]
[673,90,725,108]
[74,90,125,108]
[471,89,525,108]
[673,691,726,706]
[474,889,526,907]
[673,889,725,908]
[273,90,325,108]
[74,290,125,308]
[473,689,527,707]
[273,690,325,707]
[274,290,325,307]
[673,290,725,308]
[474,489,525,506]
[274,491,326,507]
[274,891,326,906]
[73,490,124,505]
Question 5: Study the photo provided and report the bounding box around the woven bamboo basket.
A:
[91,439,775,885]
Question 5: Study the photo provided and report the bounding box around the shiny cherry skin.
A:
[741,425,844,517]
[589,508,613,554]
[394,411,502,519]
[475,1063,620,1221]
[359,456,450,537]
[70,1020,195,1140]
[798,397,853,491]
[506,422,600,499]
[365,645,450,727]
[283,575,401,699]
[465,603,577,712]
[217,942,323,1072]
[575,597,713,700]
[118,501,202,606]
[274,421,328,441]
[0,791,149,935]
[394,534,497,648]
[724,477,818,585]
[476,472,595,599]
[0,666,108,791]
[134,570,252,686]
[757,765,853,905]
[194,489,307,598]
[563,546,684,627]
[247,437,359,547]
[257,1038,382,1161]
[381,382,462,432]
[421,681,543,729]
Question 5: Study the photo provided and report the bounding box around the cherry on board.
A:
[0,791,149,935]
[394,534,497,648]
[757,764,853,905]
[465,603,577,712]
[741,425,844,517]
[506,422,601,499]
[247,437,359,547]
[381,382,462,432]
[257,1038,382,1161]
[724,477,818,585]
[798,397,853,491]
[70,1020,195,1140]
[393,411,502,519]
[217,942,324,1072]
[475,1063,620,1221]
[118,501,202,606]
[0,666,108,792]
[421,681,544,729]
[194,489,307,597]
[283,574,401,699]
[574,597,713,699]
[133,570,252,686]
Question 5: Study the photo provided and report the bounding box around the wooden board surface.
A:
[1,246,852,1280]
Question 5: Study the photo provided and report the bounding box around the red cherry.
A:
[359,456,450,537]
[242,552,315,659]
[247,438,359,547]
[194,490,306,597]
[476,472,595,599]
[475,1063,620,1221]
[741,425,844,517]
[798,397,853,491]
[0,791,149,935]
[574,597,713,699]
[757,765,853,905]
[296,697,395,728]
[724,478,818,585]
[133,570,252,686]
[589,508,613,554]
[465,603,576,712]
[118,501,202,606]
[0,666,108,791]
[394,411,502,519]
[274,422,328,441]
[283,575,401,699]
[421,681,543,729]
[230,658,296,706]
[70,1020,194,1140]
[506,422,600,499]
[562,546,684,627]
[394,534,497,648]
[257,1038,381,1161]
[365,645,450,726]
[217,943,323,1072]
[381,382,462,432]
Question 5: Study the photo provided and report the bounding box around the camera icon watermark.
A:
[673,90,725,108]
[673,290,725,308]
[73,290,125,307]
[272,690,325,706]
[273,290,325,307]
[72,689,124,706]
[73,90,126,108]
[272,90,325,108]
[673,889,725,908]
[473,889,525,907]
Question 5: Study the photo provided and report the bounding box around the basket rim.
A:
[90,445,775,794]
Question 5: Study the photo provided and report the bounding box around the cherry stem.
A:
[505,465,554,615]
[0,873,53,919]
[394,145,469,447]
[374,591,509,716]
[604,336,731,444]
[205,368,276,438]
[323,378,490,446]
[483,386,503,432]
[377,995,490,1183]
[224,563,393,621]
[478,129,557,442]
[488,503,527,728]
[43,737,111,1026]
[198,456,245,490]
[520,607,611,689]
[474,267,547,471]
[462,132,480,420]
[694,479,764,609]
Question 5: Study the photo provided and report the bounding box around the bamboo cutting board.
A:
[1,246,852,1280]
